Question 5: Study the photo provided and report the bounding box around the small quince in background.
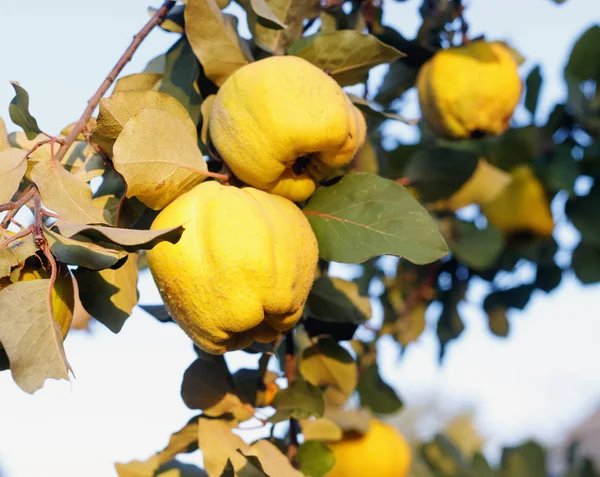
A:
[209,56,367,202]
[147,181,319,355]
[417,41,522,139]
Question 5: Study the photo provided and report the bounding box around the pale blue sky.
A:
[0,1,599,476]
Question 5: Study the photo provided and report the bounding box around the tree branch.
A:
[285,331,300,464]
[53,0,177,164]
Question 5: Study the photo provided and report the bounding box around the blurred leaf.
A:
[291,31,404,86]
[180,356,255,422]
[304,172,448,264]
[501,441,546,477]
[249,0,317,54]
[357,363,403,414]
[564,25,600,83]
[323,407,371,434]
[471,452,497,476]
[484,285,535,312]
[9,82,42,139]
[0,279,71,393]
[571,242,600,284]
[45,226,128,270]
[54,222,184,253]
[0,231,37,278]
[115,417,200,477]
[112,107,208,210]
[250,0,286,29]
[525,65,543,118]
[300,418,343,442]
[114,73,162,92]
[150,4,186,33]
[539,144,579,194]
[404,147,479,203]
[231,368,278,408]
[437,293,465,360]
[449,221,504,271]
[422,435,467,476]
[91,90,196,155]
[139,304,173,323]
[375,60,419,106]
[269,379,324,423]
[185,0,250,86]
[73,253,139,333]
[486,306,509,338]
[296,441,335,477]
[566,184,600,246]
[0,148,27,202]
[488,126,540,171]
[241,440,303,477]
[155,460,208,477]
[348,94,416,124]
[31,159,108,225]
[534,263,562,293]
[159,36,203,125]
[299,336,358,406]
[0,117,9,150]
[351,137,379,174]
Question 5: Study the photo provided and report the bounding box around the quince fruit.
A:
[146,181,319,354]
[482,165,554,237]
[0,256,74,343]
[326,419,412,477]
[417,41,522,139]
[208,56,366,202]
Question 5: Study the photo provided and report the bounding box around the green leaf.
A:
[534,263,562,293]
[185,0,250,86]
[422,435,467,476]
[31,159,109,225]
[471,452,497,477]
[347,94,416,124]
[306,276,369,325]
[112,107,208,210]
[303,172,448,265]
[0,148,27,203]
[250,0,286,29]
[571,242,600,285]
[525,65,543,118]
[269,379,324,423]
[404,147,479,202]
[501,441,546,477]
[180,356,254,422]
[299,336,357,406]
[296,441,335,477]
[0,231,38,278]
[564,25,600,83]
[159,36,203,125]
[356,363,403,414]
[53,222,183,253]
[484,285,535,312]
[566,185,600,246]
[0,279,71,393]
[374,60,419,106]
[9,82,42,140]
[290,31,404,86]
[155,460,208,477]
[45,226,128,270]
[450,221,504,271]
[73,253,139,333]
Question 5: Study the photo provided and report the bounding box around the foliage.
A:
[0,0,598,475]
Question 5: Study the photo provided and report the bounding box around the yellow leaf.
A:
[0,148,27,203]
[112,107,208,210]
[330,277,372,319]
[350,137,379,174]
[91,91,197,155]
[300,417,343,442]
[0,117,9,150]
[114,73,163,93]
[184,0,250,86]
[60,117,97,140]
[396,303,426,347]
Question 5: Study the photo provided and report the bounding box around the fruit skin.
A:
[326,419,412,477]
[0,260,74,341]
[209,56,366,202]
[482,165,554,237]
[146,181,319,355]
[417,41,522,139]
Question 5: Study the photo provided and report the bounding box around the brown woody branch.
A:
[53,0,177,164]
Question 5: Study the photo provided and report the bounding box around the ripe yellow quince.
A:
[208,56,366,202]
[146,181,319,354]
[482,165,554,237]
[417,41,522,139]
[0,257,74,342]
[326,419,412,477]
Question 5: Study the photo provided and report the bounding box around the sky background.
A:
[0,1,599,476]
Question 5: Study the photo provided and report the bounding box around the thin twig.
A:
[285,331,300,464]
[52,0,177,164]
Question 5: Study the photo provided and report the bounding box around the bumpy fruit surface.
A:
[417,41,522,139]
[482,165,554,237]
[326,420,412,477]
[0,260,74,341]
[209,56,366,202]
[147,181,319,354]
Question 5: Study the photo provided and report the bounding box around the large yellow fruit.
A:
[326,420,412,477]
[417,41,522,139]
[482,165,554,237]
[0,259,74,341]
[147,181,319,354]
[208,56,366,202]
